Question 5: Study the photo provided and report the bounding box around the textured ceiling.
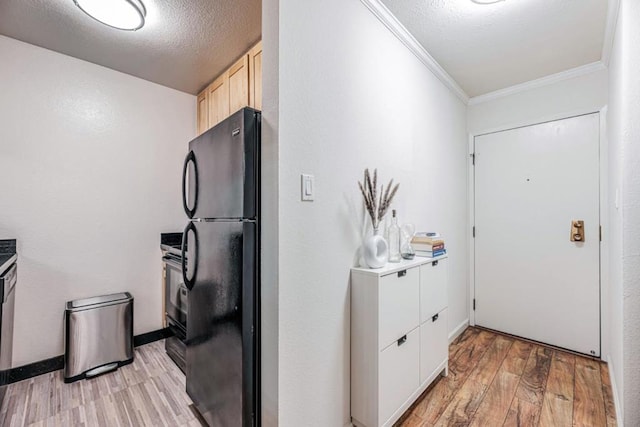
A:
[380,0,608,97]
[0,0,261,95]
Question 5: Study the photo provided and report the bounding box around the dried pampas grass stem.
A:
[357,168,399,230]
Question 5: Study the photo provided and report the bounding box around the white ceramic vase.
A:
[363,227,388,269]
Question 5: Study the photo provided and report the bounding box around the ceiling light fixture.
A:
[471,0,505,4]
[73,0,146,31]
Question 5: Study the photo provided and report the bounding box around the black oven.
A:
[164,253,187,328]
[163,252,187,373]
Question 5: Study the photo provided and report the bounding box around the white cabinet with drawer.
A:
[420,258,448,322]
[378,268,420,350]
[420,308,448,384]
[351,255,449,427]
[379,327,420,423]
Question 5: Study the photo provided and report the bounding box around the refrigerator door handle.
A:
[182,151,199,219]
[182,222,198,291]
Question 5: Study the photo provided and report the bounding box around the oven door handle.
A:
[162,256,182,269]
[182,222,198,291]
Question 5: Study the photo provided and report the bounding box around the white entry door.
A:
[474,113,600,356]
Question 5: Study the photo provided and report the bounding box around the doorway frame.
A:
[467,106,610,360]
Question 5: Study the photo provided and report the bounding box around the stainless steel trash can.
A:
[64,292,133,383]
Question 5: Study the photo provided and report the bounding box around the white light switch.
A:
[301,174,314,201]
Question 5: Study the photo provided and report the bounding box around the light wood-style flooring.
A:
[0,340,204,427]
[0,329,618,426]
[398,327,617,427]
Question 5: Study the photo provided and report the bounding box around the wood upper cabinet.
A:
[196,92,209,135]
[207,74,230,129]
[196,41,262,136]
[229,55,250,115]
[248,41,262,110]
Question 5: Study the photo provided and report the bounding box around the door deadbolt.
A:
[571,220,585,242]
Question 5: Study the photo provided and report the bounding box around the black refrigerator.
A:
[180,108,260,427]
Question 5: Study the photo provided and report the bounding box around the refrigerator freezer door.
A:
[183,108,259,220]
[185,220,257,427]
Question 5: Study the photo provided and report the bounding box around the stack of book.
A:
[411,232,446,258]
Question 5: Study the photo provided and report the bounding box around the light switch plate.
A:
[301,174,314,201]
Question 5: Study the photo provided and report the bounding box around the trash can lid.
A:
[67,292,132,310]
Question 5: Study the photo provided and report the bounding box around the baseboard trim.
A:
[133,327,173,347]
[0,328,172,386]
[0,355,64,386]
[449,318,469,344]
[607,356,623,426]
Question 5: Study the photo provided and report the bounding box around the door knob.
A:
[571,220,585,242]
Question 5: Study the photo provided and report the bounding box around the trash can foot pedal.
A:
[86,362,118,378]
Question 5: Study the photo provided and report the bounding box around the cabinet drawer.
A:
[379,328,419,425]
[420,308,448,384]
[420,258,448,323]
[379,267,420,350]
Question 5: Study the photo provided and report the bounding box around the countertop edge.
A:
[351,254,448,277]
[0,254,17,275]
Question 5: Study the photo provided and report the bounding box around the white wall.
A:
[0,35,196,366]
[608,0,640,424]
[607,1,624,421]
[621,0,640,420]
[270,0,468,425]
[467,68,608,135]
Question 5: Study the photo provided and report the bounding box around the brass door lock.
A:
[571,220,585,242]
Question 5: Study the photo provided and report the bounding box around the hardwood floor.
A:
[0,329,617,427]
[0,340,204,427]
[398,327,617,427]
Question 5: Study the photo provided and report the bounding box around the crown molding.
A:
[468,61,607,106]
[359,0,470,104]
[602,0,620,66]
